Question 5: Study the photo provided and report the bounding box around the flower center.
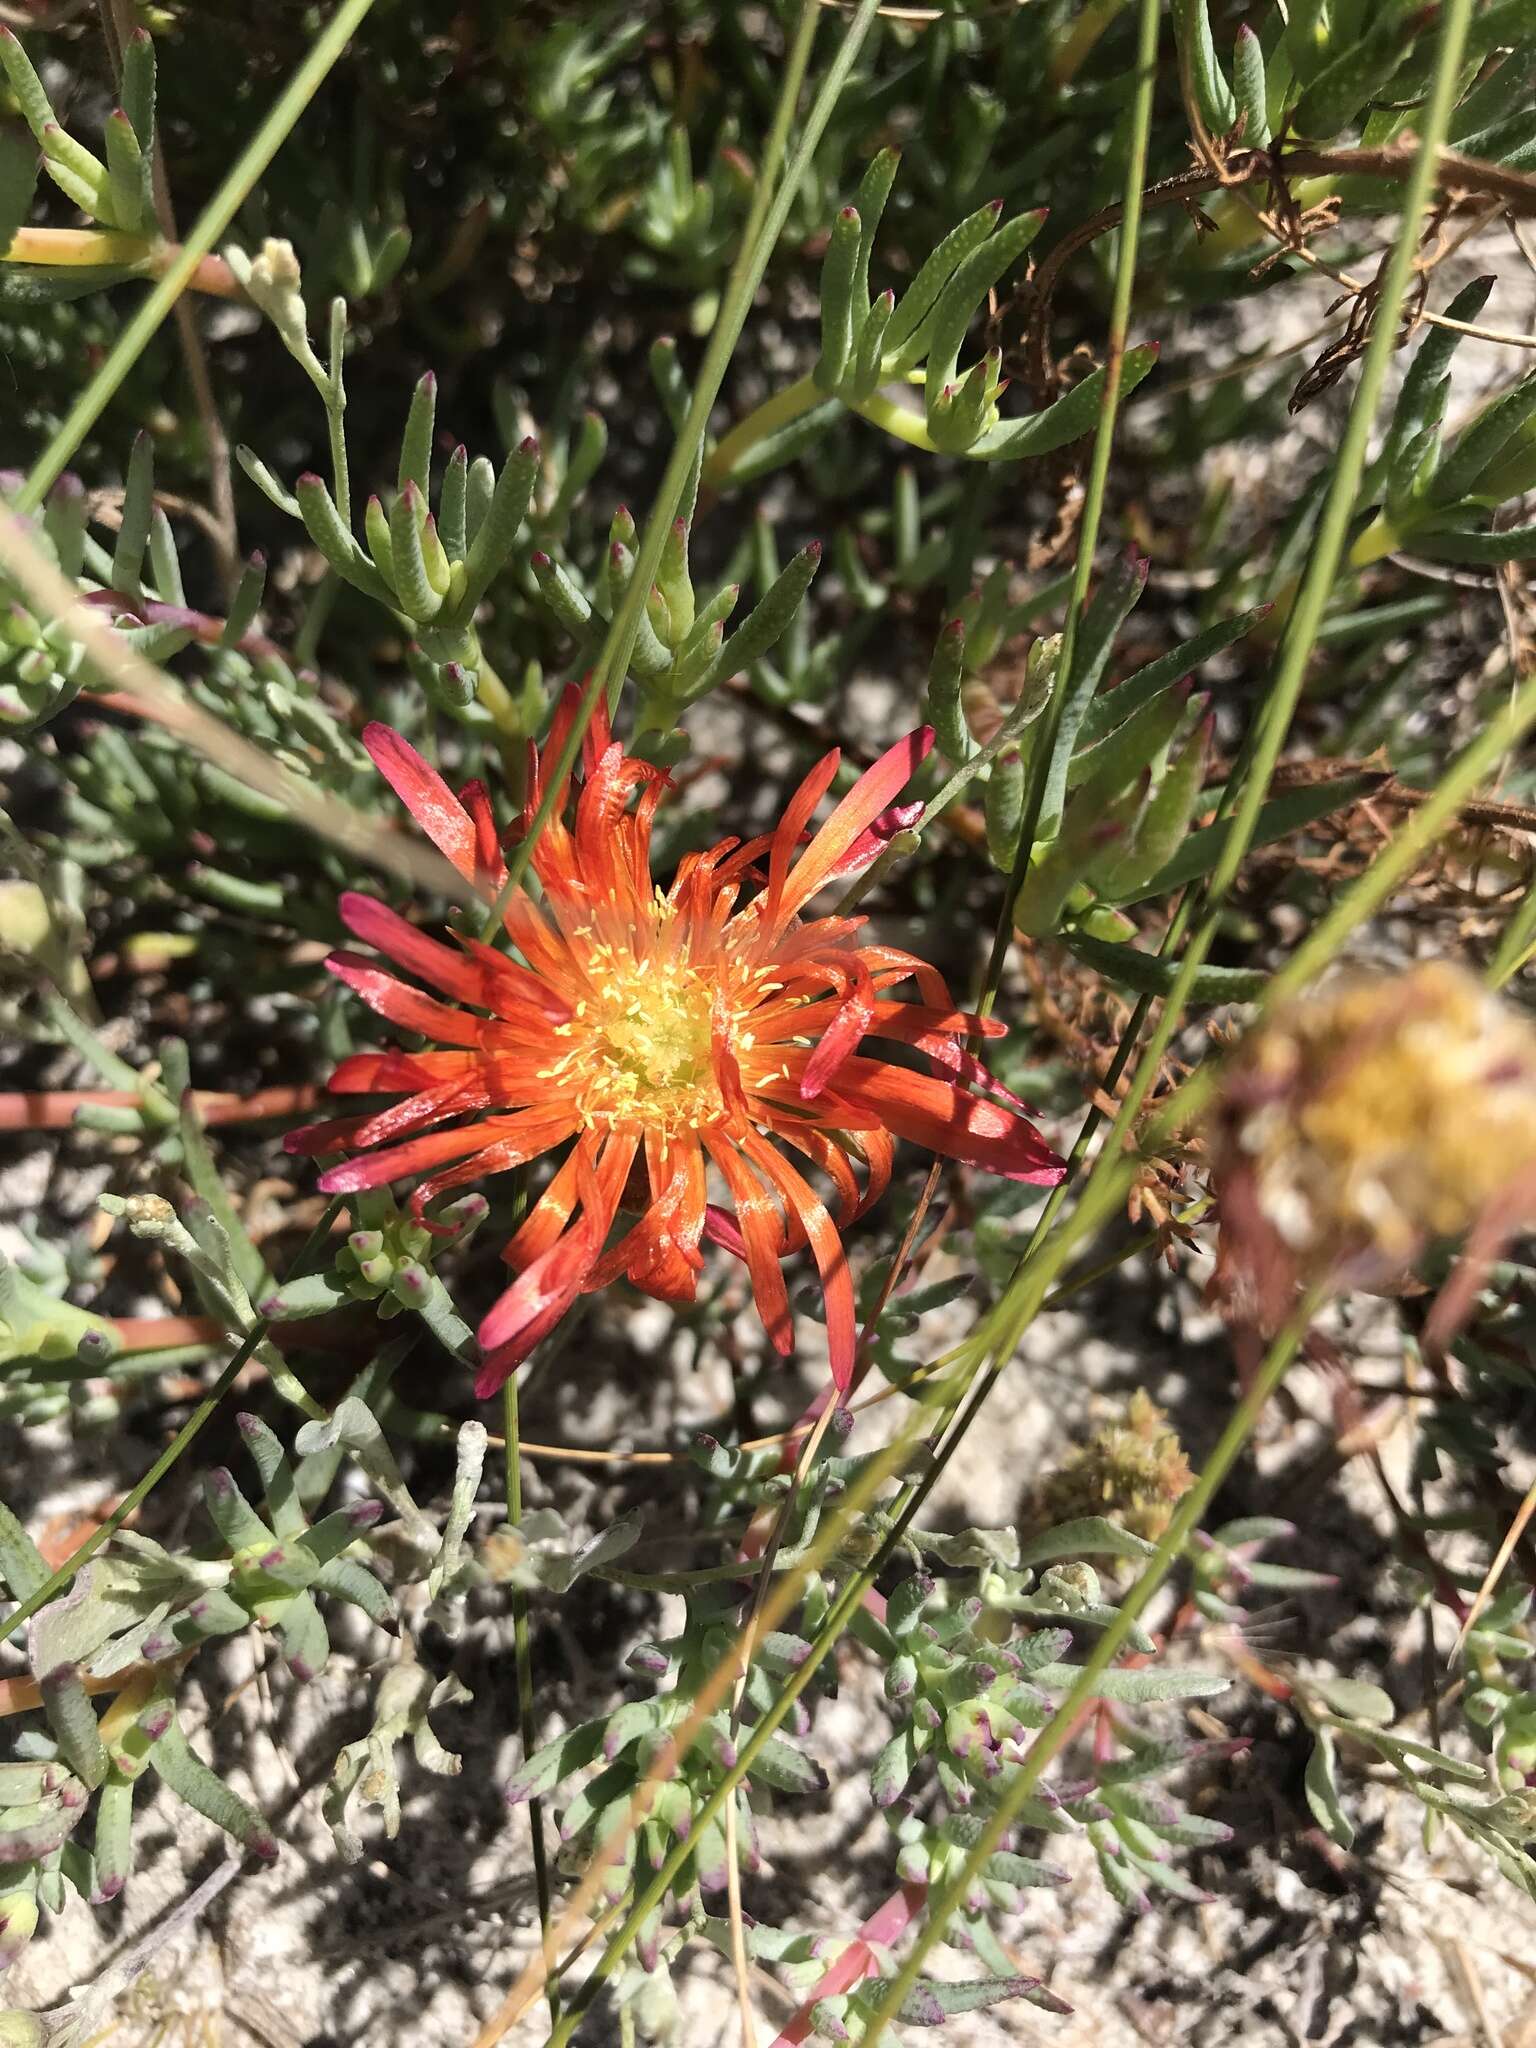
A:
[555,949,728,1133]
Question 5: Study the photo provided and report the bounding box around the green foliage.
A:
[3,2,1536,2036]
[0,27,156,238]
[0,1417,401,1951]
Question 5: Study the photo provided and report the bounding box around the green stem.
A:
[885,0,1159,1485]
[18,0,377,511]
[706,372,991,484]
[40,985,179,1125]
[1486,869,1536,989]
[847,0,1169,1643]
[25,1342,219,1384]
[324,301,351,526]
[504,1371,558,2028]
[974,0,1161,1025]
[703,371,823,488]
[860,1299,1318,2034]
[478,0,880,944]
[0,1197,345,1646]
[522,3,1499,2020]
[847,387,939,452]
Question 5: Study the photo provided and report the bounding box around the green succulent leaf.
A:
[1111,770,1386,906]
[1063,929,1266,1004]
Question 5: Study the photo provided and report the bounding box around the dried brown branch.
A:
[1024,141,1536,394]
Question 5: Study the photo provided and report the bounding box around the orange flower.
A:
[289,694,1063,1397]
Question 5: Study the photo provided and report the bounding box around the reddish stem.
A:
[78,589,286,664]
[202,1085,321,1124]
[768,1882,928,2047]
[112,1315,223,1350]
[0,1084,319,1131]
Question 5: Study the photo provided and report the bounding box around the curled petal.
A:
[521,679,613,833]
[704,1203,748,1260]
[712,988,752,1128]
[800,957,877,1101]
[475,1228,599,1398]
[833,797,923,880]
[777,1124,861,1225]
[850,942,953,1009]
[865,1007,1033,1114]
[457,778,507,894]
[851,1125,894,1221]
[475,1135,631,1393]
[577,741,661,885]
[592,1136,707,1300]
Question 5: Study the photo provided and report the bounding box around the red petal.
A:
[474,1227,597,1398]
[761,749,840,936]
[328,951,493,1048]
[743,1132,855,1390]
[339,894,500,1009]
[704,1203,748,1259]
[799,958,877,1100]
[703,1133,793,1356]
[835,1060,1064,1185]
[453,931,575,1020]
[575,740,659,891]
[851,1125,894,1220]
[363,724,482,886]
[712,987,752,1128]
[457,778,507,894]
[502,1145,585,1272]
[410,1128,569,1220]
[844,941,953,1008]
[866,1001,1005,1041]
[864,1008,1032,1113]
[285,1111,375,1157]
[316,1120,505,1194]
[343,1075,493,1150]
[592,1135,706,1300]
[770,729,933,933]
[775,1123,860,1224]
[326,1050,476,1093]
[523,678,604,830]
[832,798,923,880]
[475,1135,631,1391]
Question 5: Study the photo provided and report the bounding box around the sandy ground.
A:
[6,1251,1536,2048]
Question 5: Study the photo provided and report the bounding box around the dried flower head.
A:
[1034,1390,1194,1542]
[226,236,309,355]
[1211,962,1536,1332]
[290,693,1064,1397]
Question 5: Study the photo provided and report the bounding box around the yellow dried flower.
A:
[1034,1389,1194,1542]
[1212,962,1536,1328]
